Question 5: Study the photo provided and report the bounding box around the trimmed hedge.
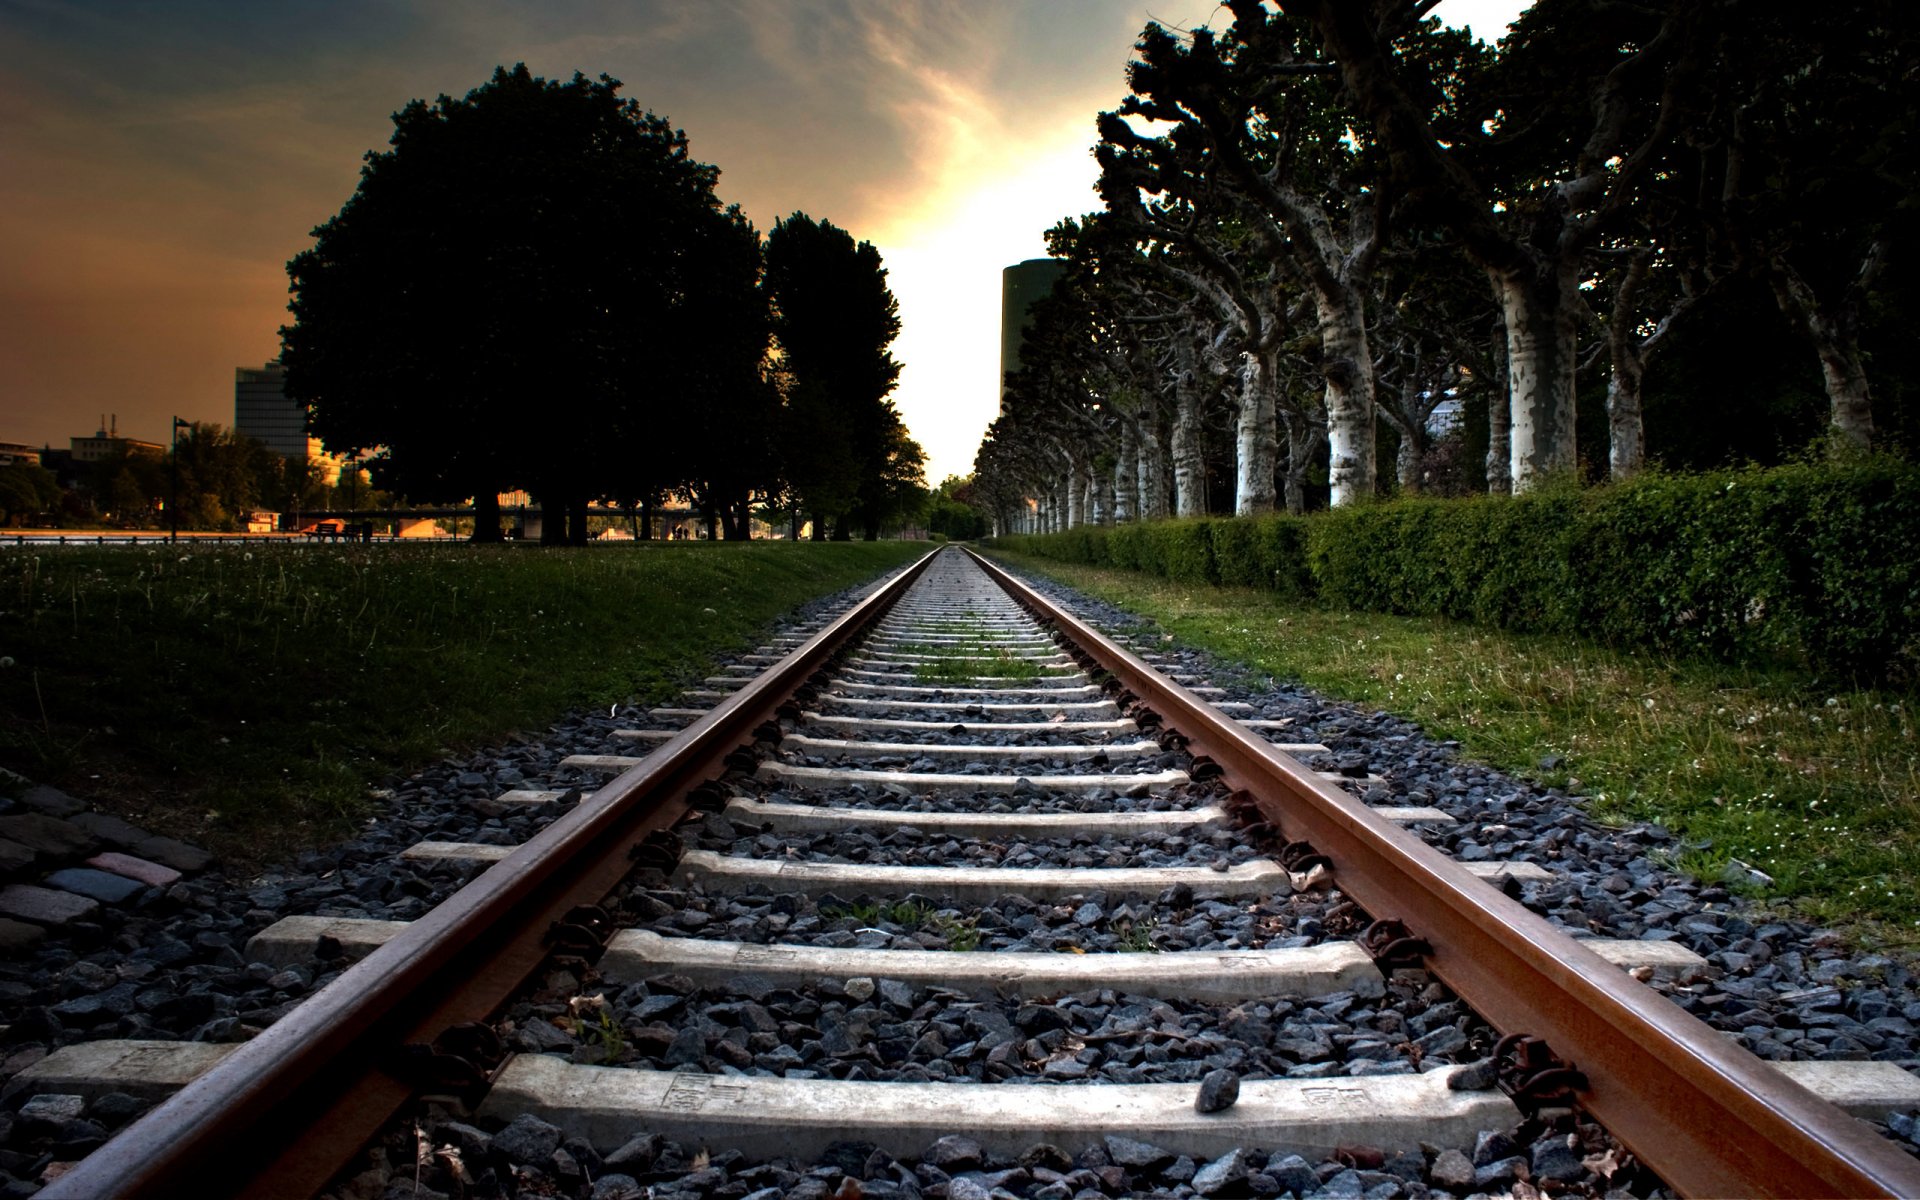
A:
[984,462,1920,680]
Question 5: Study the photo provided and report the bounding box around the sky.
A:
[0,0,1526,484]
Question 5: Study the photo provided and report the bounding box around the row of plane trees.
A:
[972,0,1917,533]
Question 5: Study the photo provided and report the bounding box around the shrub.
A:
[981,461,1920,681]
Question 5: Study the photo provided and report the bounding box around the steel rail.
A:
[42,549,940,1200]
[969,547,1920,1200]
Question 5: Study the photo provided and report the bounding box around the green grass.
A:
[0,540,926,867]
[989,552,1920,949]
[909,646,1060,684]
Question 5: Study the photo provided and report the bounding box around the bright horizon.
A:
[0,0,1525,486]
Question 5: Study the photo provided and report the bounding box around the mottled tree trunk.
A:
[1171,387,1206,517]
[1492,263,1580,490]
[1233,354,1279,516]
[1606,342,1646,481]
[1065,461,1087,528]
[1137,418,1167,520]
[1279,409,1319,516]
[1486,317,1512,495]
[1318,299,1376,507]
[1768,269,1875,455]
[1397,427,1425,493]
[1112,424,1137,524]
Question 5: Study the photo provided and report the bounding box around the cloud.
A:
[0,0,1221,477]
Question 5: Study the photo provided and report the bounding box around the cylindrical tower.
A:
[999,258,1068,410]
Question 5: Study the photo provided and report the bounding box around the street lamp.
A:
[168,417,189,543]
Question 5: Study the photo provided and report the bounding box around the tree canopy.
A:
[979,0,1919,533]
[283,66,922,542]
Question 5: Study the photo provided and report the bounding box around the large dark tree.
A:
[282,65,744,543]
[765,213,920,538]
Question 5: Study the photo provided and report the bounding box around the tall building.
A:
[236,362,339,483]
[999,258,1067,410]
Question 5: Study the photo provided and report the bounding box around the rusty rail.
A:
[968,547,1920,1200]
[41,549,938,1200]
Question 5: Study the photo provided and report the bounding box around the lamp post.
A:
[168,417,189,543]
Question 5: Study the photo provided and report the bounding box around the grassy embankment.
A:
[989,551,1920,948]
[0,541,927,867]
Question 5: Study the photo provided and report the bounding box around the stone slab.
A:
[675,849,1289,903]
[780,735,1159,763]
[561,755,647,775]
[1462,861,1554,882]
[611,729,677,743]
[0,883,99,925]
[1770,1060,1920,1118]
[831,678,1098,696]
[244,915,410,967]
[799,713,1139,735]
[1372,807,1457,825]
[0,917,46,955]
[722,798,1225,839]
[17,786,85,818]
[1238,719,1296,731]
[851,654,1074,669]
[0,838,35,876]
[0,814,96,857]
[1581,938,1709,977]
[1314,771,1391,787]
[471,789,569,817]
[10,1039,240,1101]
[1209,701,1256,713]
[756,763,1189,796]
[647,708,708,720]
[68,811,153,849]
[42,867,145,904]
[602,929,1383,1002]
[479,1057,1515,1162]
[85,852,181,888]
[819,696,1120,715]
[130,836,213,873]
[400,841,512,865]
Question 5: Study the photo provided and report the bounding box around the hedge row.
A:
[984,462,1920,681]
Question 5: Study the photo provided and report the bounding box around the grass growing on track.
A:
[911,647,1052,684]
[988,552,1920,948]
[0,541,926,866]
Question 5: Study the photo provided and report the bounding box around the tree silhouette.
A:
[282,65,748,542]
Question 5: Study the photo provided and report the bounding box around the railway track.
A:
[20,546,1920,1198]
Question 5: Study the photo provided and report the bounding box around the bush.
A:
[981,461,1920,681]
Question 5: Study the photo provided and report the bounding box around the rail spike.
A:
[392,1022,507,1111]
[1493,1032,1588,1123]
[629,828,685,871]
[543,904,616,965]
[1357,917,1432,972]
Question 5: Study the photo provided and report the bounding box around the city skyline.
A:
[1,0,1522,484]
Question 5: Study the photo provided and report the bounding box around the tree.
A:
[925,476,990,540]
[283,65,743,543]
[765,213,915,538]
[1103,6,1394,508]
[0,463,61,527]
[1696,1,1919,455]
[1285,0,1707,490]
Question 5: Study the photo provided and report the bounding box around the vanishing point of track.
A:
[35,546,1920,1198]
